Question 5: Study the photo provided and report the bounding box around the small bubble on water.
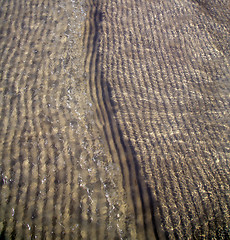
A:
[2,175,8,184]
[27,224,31,231]
[42,178,46,184]
[12,208,15,216]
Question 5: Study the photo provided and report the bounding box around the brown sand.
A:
[86,0,230,239]
[0,0,230,239]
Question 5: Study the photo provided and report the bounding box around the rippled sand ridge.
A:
[0,0,140,239]
[1,0,230,239]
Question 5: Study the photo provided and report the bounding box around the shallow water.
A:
[1,0,230,239]
[0,0,138,239]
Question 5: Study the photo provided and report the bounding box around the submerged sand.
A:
[0,0,230,239]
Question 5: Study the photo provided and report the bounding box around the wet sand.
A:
[0,0,138,239]
[87,0,230,239]
[1,0,230,239]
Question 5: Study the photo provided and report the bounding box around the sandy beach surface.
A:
[0,0,229,239]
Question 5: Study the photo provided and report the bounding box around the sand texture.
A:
[0,0,230,239]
